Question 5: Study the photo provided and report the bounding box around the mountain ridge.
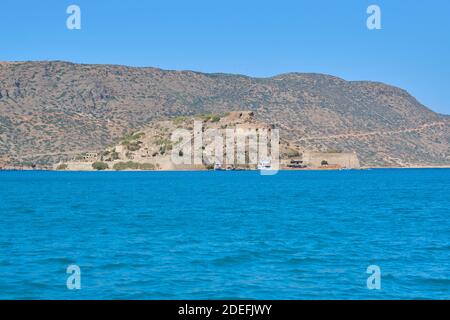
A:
[5,60,443,92]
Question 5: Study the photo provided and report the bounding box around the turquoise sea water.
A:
[0,169,449,299]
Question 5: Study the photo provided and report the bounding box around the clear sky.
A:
[1,0,449,114]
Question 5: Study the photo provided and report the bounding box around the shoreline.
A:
[1,166,450,172]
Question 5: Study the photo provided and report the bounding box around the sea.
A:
[0,169,448,299]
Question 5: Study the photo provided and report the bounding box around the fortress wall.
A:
[62,162,96,171]
[303,151,360,168]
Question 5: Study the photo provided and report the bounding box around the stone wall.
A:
[302,151,360,168]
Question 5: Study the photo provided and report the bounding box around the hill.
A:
[0,61,448,167]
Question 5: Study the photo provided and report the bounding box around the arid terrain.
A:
[0,61,449,168]
[57,111,362,171]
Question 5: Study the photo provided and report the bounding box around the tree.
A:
[321,160,328,166]
[56,163,68,170]
[92,162,109,170]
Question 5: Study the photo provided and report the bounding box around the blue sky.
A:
[1,0,449,114]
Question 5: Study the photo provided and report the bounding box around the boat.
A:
[214,162,224,171]
[257,160,272,170]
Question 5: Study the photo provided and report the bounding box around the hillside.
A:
[58,111,306,171]
[0,61,448,167]
[58,111,361,171]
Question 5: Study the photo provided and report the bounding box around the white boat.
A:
[257,160,272,170]
[214,162,224,171]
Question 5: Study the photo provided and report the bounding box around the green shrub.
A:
[113,161,155,171]
[210,115,220,122]
[122,132,144,141]
[92,162,109,170]
[126,141,142,151]
[113,161,139,170]
[286,149,300,158]
[173,116,187,124]
[121,132,145,149]
[155,138,172,146]
[200,114,221,122]
[56,163,68,170]
[158,140,173,155]
[110,151,119,160]
[139,163,156,170]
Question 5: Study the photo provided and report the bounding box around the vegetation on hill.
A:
[92,162,109,170]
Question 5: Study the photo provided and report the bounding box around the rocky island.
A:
[0,61,448,170]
